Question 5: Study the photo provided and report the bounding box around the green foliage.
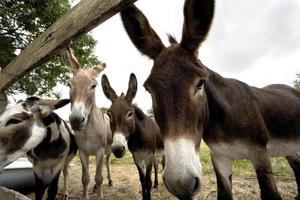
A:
[100,107,108,113]
[0,0,100,97]
[295,74,300,91]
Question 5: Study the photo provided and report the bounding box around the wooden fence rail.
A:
[0,0,137,93]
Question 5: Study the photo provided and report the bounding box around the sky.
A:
[10,0,300,120]
[85,0,300,113]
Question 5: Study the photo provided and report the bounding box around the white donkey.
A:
[0,97,77,200]
[62,47,112,200]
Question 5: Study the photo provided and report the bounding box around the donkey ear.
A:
[101,74,118,101]
[61,47,81,73]
[181,0,215,53]
[34,99,70,110]
[52,99,70,110]
[126,73,137,102]
[90,63,106,77]
[30,99,70,117]
[121,5,165,59]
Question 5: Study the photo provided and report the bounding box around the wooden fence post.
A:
[0,92,8,115]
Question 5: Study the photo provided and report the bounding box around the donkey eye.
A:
[90,85,97,90]
[127,111,134,119]
[196,79,205,90]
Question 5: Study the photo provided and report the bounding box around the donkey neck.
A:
[203,66,264,143]
[204,69,231,121]
[86,102,104,130]
[128,106,149,151]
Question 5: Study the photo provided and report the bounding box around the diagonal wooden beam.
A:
[0,92,7,115]
[0,0,137,92]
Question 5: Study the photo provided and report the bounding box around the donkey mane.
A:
[167,34,178,44]
[133,105,146,121]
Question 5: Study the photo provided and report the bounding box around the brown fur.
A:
[102,73,163,200]
[121,1,300,200]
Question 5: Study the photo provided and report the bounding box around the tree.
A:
[0,0,101,97]
[295,74,300,91]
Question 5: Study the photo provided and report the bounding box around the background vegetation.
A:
[0,0,101,97]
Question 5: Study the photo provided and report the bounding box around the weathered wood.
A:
[0,92,8,115]
[0,0,137,92]
[0,186,30,200]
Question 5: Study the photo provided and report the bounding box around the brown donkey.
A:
[101,73,163,200]
[121,0,300,200]
[62,48,112,200]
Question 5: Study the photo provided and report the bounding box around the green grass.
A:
[74,142,294,178]
[110,152,134,165]
[199,143,293,178]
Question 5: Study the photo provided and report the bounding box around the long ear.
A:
[126,73,137,102]
[181,0,215,53]
[61,47,81,73]
[90,63,106,77]
[30,99,70,117]
[101,74,118,101]
[121,5,165,59]
[35,99,70,110]
[52,99,70,110]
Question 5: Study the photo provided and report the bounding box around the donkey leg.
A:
[47,171,61,200]
[133,153,146,199]
[286,154,300,200]
[95,149,105,200]
[62,163,70,199]
[79,151,90,200]
[145,156,154,200]
[34,169,47,200]
[153,157,159,189]
[211,153,233,200]
[106,149,113,186]
[250,149,282,200]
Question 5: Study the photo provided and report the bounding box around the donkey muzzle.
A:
[112,145,126,158]
[162,137,202,198]
[69,112,85,131]
[111,133,127,158]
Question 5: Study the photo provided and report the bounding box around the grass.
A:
[26,142,297,200]
[199,143,293,178]
[73,142,293,178]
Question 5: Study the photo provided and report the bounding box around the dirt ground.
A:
[25,155,298,200]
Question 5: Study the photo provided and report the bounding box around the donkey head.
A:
[0,97,69,170]
[62,47,106,131]
[121,0,214,198]
[101,73,137,158]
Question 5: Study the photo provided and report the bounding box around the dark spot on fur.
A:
[6,122,32,154]
[5,112,31,126]
[5,118,22,126]
[63,121,78,155]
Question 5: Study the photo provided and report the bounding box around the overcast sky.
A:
[52,0,300,119]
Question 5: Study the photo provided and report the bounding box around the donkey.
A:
[121,1,300,200]
[62,47,113,200]
[101,73,163,200]
[0,97,77,200]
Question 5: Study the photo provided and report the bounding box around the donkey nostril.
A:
[192,177,200,194]
[81,117,85,123]
[112,146,125,158]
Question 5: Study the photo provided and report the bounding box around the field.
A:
[26,143,297,200]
